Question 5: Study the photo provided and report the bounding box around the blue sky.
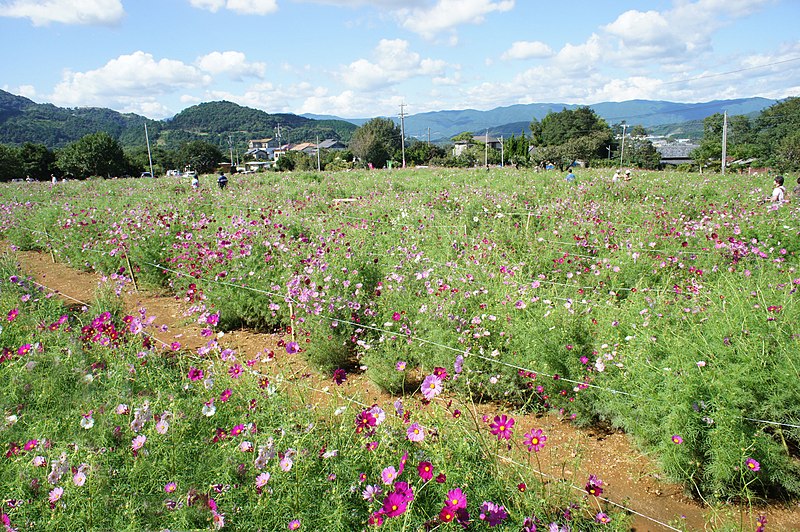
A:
[1,0,799,120]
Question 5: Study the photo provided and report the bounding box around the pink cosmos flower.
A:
[420,374,443,400]
[164,482,177,493]
[523,428,547,452]
[131,435,146,452]
[672,435,683,445]
[255,472,271,488]
[187,367,204,381]
[49,487,63,503]
[285,341,299,354]
[382,492,408,517]
[228,364,243,379]
[406,422,425,442]
[381,466,398,485]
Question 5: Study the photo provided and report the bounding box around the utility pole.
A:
[485,129,489,168]
[228,134,234,168]
[399,103,407,168]
[144,123,154,177]
[316,135,321,172]
[721,111,728,175]
[500,135,504,167]
[619,123,628,168]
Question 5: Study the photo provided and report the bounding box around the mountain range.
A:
[0,89,776,149]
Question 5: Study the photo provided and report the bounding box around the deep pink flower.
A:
[285,341,299,354]
[745,458,761,472]
[382,491,408,517]
[585,474,603,497]
[445,488,467,510]
[671,434,683,445]
[7,308,18,322]
[417,461,434,481]
[187,367,204,381]
[332,368,347,385]
[489,414,514,440]
[228,364,243,379]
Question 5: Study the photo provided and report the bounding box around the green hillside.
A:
[0,91,357,151]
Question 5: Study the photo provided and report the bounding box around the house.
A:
[291,142,318,155]
[244,147,273,161]
[248,138,274,150]
[657,143,699,166]
[317,139,347,150]
[452,135,502,157]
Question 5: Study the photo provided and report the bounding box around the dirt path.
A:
[8,249,800,531]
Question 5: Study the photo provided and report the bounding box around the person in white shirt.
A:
[770,175,786,203]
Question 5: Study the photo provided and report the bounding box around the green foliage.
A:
[349,118,402,168]
[19,142,56,180]
[56,132,129,178]
[176,140,223,174]
[0,143,22,181]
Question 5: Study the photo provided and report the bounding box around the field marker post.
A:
[287,291,296,343]
[44,228,55,263]
[525,211,532,235]
[125,253,139,292]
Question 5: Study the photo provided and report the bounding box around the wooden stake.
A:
[125,254,139,292]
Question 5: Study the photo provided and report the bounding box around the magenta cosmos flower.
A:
[382,491,409,518]
[745,458,761,472]
[523,428,547,452]
[671,434,683,445]
[489,414,515,440]
[285,341,299,354]
[417,461,434,481]
[444,488,467,510]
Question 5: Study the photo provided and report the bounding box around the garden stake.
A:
[126,254,139,292]
[44,228,55,263]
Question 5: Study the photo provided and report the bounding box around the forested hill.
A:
[0,91,357,150]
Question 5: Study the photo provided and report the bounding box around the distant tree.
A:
[505,132,531,166]
[0,144,22,181]
[177,140,223,174]
[755,97,800,170]
[530,107,612,168]
[19,142,56,180]
[349,118,402,168]
[532,107,610,147]
[451,131,476,143]
[775,130,800,170]
[56,132,127,178]
[405,140,446,166]
[275,151,313,172]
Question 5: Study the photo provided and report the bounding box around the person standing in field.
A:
[191,174,199,189]
[217,172,228,190]
[565,169,576,182]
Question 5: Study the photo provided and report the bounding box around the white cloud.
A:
[501,41,553,61]
[50,52,210,114]
[395,0,514,38]
[197,51,266,79]
[188,0,278,15]
[339,39,446,91]
[0,0,124,26]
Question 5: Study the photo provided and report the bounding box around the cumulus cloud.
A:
[50,51,210,113]
[394,0,514,38]
[188,0,278,15]
[197,51,266,79]
[0,0,124,26]
[501,41,553,61]
[339,39,446,91]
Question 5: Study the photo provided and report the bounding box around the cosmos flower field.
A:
[0,167,798,530]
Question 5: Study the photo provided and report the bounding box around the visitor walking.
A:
[217,172,228,190]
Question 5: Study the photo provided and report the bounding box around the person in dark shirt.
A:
[217,172,228,190]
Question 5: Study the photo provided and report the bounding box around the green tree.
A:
[177,140,223,174]
[19,142,55,180]
[405,140,446,166]
[530,107,612,169]
[349,118,401,168]
[755,97,800,170]
[0,144,22,181]
[451,131,476,143]
[275,151,313,172]
[56,132,127,178]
